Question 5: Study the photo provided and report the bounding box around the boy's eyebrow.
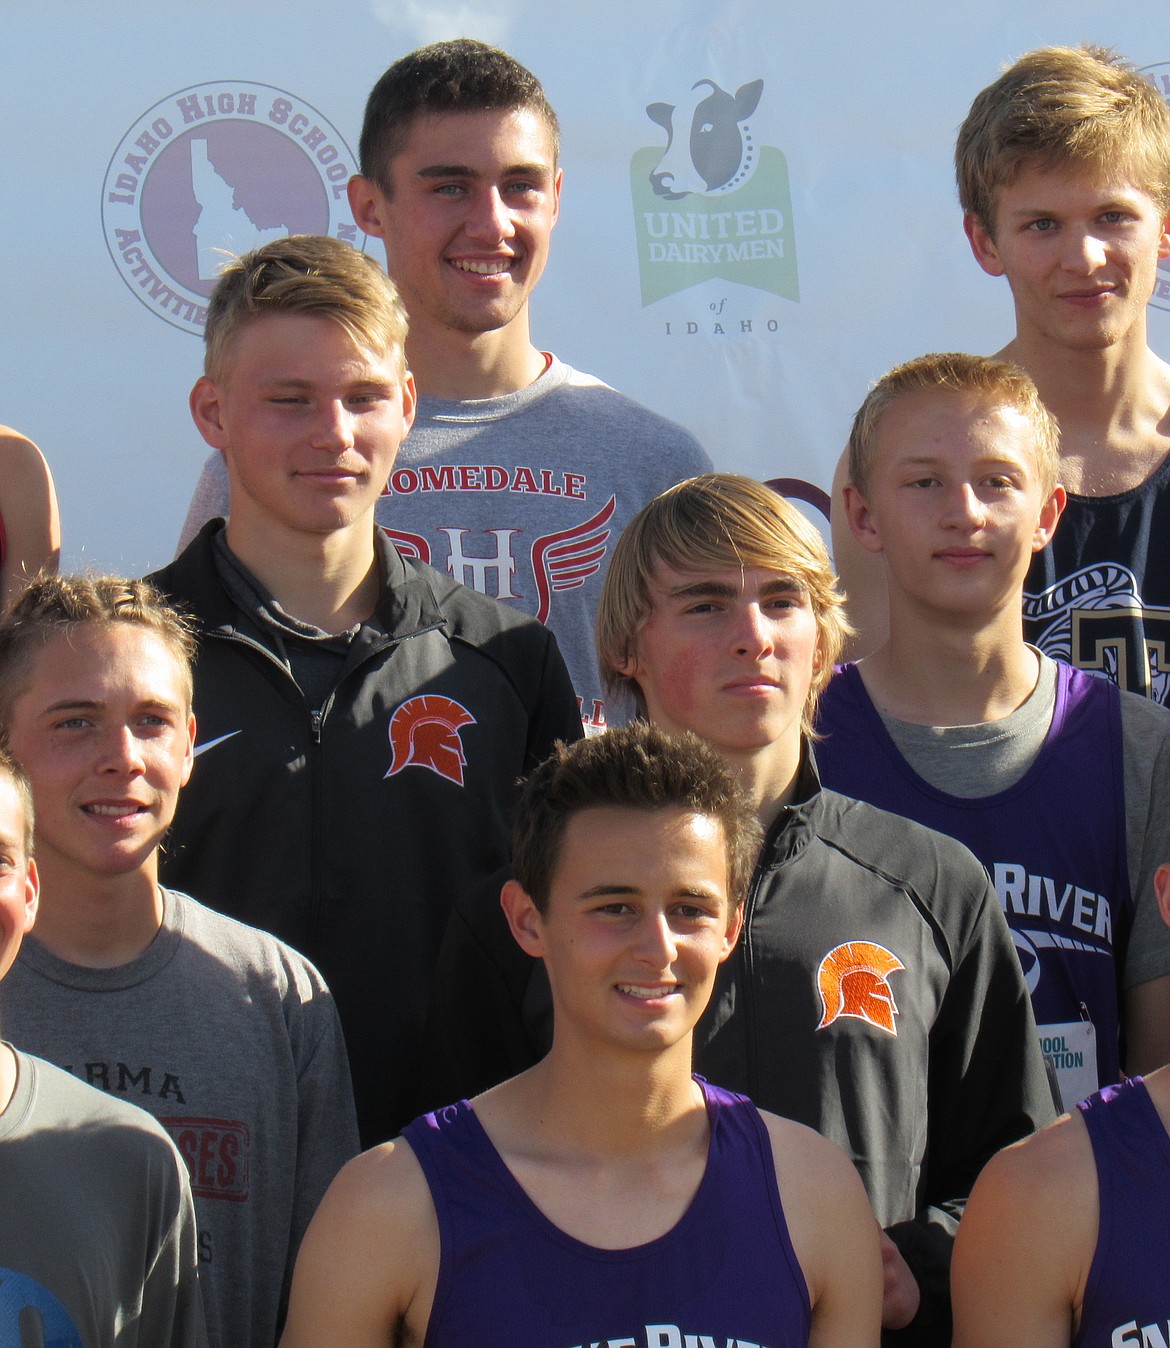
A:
[662,576,805,599]
[414,161,552,182]
[39,697,185,715]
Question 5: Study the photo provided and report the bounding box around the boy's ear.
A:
[842,482,885,555]
[179,712,197,790]
[21,857,39,936]
[190,377,230,452]
[1033,484,1067,553]
[1156,865,1170,929]
[721,901,744,961]
[501,879,546,958]
[963,210,1005,278]
[347,175,391,240]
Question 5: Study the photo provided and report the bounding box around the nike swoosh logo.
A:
[193,730,242,758]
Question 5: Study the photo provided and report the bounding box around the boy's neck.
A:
[861,611,1040,726]
[28,861,164,969]
[404,314,548,402]
[224,514,381,633]
[503,1031,706,1160]
[728,735,805,831]
[0,1041,17,1117]
[999,332,1170,495]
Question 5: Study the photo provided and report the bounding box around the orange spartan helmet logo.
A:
[815,941,905,1036]
[385,695,477,786]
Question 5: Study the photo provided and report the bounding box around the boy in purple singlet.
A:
[279,722,881,1348]
[819,352,1170,1101]
[952,859,1170,1345]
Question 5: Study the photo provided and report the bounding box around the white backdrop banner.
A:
[3,1,1169,574]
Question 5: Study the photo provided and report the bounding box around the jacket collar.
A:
[163,520,446,643]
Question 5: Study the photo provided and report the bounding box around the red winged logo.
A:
[531,495,617,624]
[385,695,476,786]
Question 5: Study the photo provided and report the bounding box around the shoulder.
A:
[957,1109,1095,1278]
[757,1107,881,1323]
[16,1052,190,1182]
[812,787,990,895]
[281,1137,439,1342]
[167,890,334,1002]
[146,522,226,620]
[0,427,53,493]
[542,361,710,461]
[401,557,564,677]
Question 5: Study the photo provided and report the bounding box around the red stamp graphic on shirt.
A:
[160,1116,251,1201]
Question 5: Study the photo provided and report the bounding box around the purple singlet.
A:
[816,660,1130,1097]
[1074,1076,1170,1346]
[402,1079,812,1348]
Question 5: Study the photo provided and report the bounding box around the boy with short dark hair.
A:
[0,742,207,1348]
[0,573,360,1348]
[819,351,1170,1100]
[180,39,710,732]
[151,233,582,1145]
[595,474,1053,1345]
[280,722,882,1348]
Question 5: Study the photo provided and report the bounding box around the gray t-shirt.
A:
[875,653,1170,988]
[0,892,359,1348]
[179,357,711,731]
[0,1049,207,1347]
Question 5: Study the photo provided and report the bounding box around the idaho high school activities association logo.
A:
[816,941,904,1035]
[385,696,477,786]
[102,81,361,334]
[630,77,798,305]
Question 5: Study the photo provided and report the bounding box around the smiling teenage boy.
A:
[0,575,360,1348]
[836,47,1170,688]
[596,474,1053,1347]
[817,352,1170,1103]
[0,744,207,1348]
[279,722,882,1348]
[150,234,582,1146]
[951,858,1170,1347]
[179,39,710,731]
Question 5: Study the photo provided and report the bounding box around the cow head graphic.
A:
[646,78,764,199]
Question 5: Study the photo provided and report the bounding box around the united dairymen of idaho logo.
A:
[630,77,798,305]
[102,81,361,334]
[815,941,904,1035]
[1141,61,1170,314]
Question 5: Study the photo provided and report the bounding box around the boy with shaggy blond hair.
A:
[820,351,1170,1104]
[594,473,1050,1345]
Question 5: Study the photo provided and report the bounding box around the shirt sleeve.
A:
[1120,692,1170,987]
[176,451,230,555]
[885,874,1056,1347]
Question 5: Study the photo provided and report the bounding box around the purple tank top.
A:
[816,661,1131,1093]
[402,1079,812,1348]
[1074,1077,1170,1346]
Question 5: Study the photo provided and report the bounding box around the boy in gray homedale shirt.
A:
[0,575,359,1348]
